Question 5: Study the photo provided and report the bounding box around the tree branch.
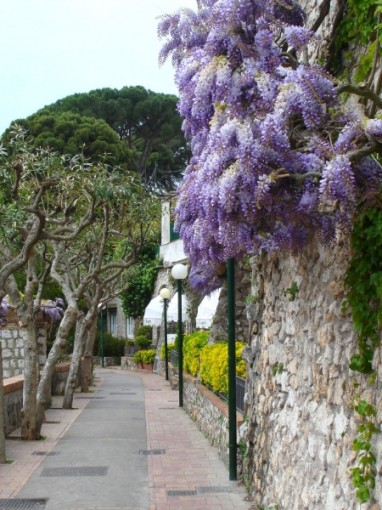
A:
[272,171,322,183]
[337,84,382,109]
[311,0,330,33]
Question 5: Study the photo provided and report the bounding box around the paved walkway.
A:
[0,368,251,510]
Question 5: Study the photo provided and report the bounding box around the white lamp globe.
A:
[159,287,171,300]
[171,263,188,280]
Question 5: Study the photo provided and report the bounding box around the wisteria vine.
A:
[158,0,382,292]
[0,297,64,326]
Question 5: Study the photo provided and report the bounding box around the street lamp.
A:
[98,304,106,368]
[227,257,237,480]
[171,263,188,407]
[159,287,171,380]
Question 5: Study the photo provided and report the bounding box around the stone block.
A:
[2,348,12,358]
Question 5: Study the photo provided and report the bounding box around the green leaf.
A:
[355,400,377,417]
[356,485,370,504]
[352,437,370,452]
[349,354,373,374]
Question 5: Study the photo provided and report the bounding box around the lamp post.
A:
[98,304,106,368]
[100,309,105,368]
[227,257,237,480]
[159,287,171,380]
[171,263,188,407]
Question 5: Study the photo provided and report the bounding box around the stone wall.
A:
[1,323,47,378]
[51,362,71,396]
[93,356,120,367]
[243,240,382,509]
[3,364,72,435]
[3,375,23,436]
[121,356,139,371]
[183,373,243,467]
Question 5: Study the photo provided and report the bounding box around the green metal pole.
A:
[101,311,104,368]
[227,257,237,480]
[164,299,169,381]
[177,280,183,407]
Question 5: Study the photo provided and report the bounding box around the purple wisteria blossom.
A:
[158,0,382,292]
[0,298,9,326]
[40,299,65,322]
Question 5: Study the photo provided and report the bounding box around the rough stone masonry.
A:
[242,238,382,509]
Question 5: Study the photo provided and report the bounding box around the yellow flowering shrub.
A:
[160,342,175,359]
[199,341,246,394]
[183,330,209,376]
[199,344,215,386]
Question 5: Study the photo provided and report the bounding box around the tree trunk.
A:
[186,287,203,333]
[5,271,40,440]
[81,318,97,393]
[62,315,85,409]
[21,323,39,440]
[36,305,78,436]
[0,336,7,463]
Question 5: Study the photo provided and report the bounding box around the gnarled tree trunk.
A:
[0,337,6,463]
[81,319,97,393]
[21,323,39,440]
[62,314,85,409]
[36,305,78,436]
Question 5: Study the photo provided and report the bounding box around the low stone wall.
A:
[3,375,23,436]
[166,362,179,390]
[121,356,138,370]
[93,356,120,367]
[51,362,71,396]
[3,363,73,436]
[121,356,156,372]
[183,373,243,467]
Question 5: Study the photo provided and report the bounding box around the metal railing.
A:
[169,353,246,412]
[235,376,246,413]
[170,349,178,367]
[215,376,246,413]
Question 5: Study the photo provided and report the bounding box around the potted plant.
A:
[132,349,156,370]
[133,350,144,368]
[141,349,156,370]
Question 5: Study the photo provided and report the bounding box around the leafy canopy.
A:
[5,86,190,191]
[121,244,159,319]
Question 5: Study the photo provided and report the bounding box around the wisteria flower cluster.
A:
[0,296,65,326]
[158,0,382,292]
[0,298,9,326]
[39,298,65,322]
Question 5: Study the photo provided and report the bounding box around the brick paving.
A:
[143,371,251,510]
[0,368,251,509]
[0,398,88,499]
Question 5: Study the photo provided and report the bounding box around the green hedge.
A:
[134,325,153,349]
[94,332,125,357]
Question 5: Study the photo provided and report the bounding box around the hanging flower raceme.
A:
[39,298,65,322]
[158,0,382,292]
[0,297,9,326]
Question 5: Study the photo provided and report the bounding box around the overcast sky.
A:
[0,0,196,134]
